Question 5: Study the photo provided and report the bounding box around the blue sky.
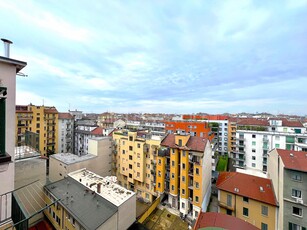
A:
[1,0,307,114]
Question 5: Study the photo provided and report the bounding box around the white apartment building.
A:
[232,118,307,173]
[0,39,27,228]
[58,112,74,153]
[210,120,228,155]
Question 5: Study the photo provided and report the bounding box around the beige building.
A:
[44,169,136,230]
[112,130,162,203]
[0,38,27,228]
[49,137,112,182]
[217,172,278,230]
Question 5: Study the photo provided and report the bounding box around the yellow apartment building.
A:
[112,130,162,203]
[217,172,278,230]
[157,133,212,220]
[15,104,58,156]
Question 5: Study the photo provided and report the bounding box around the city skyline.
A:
[1,0,307,114]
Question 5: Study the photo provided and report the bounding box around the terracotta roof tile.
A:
[194,212,259,230]
[44,107,58,114]
[90,127,103,135]
[161,133,207,152]
[216,172,277,206]
[58,113,73,119]
[276,149,307,172]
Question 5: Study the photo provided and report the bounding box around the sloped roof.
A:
[194,212,259,230]
[58,112,73,119]
[91,127,103,135]
[44,107,58,114]
[216,172,277,206]
[276,149,307,172]
[161,133,207,152]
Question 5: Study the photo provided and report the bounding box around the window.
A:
[171,173,174,179]
[129,173,132,178]
[158,183,161,188]
[182,189,185,195]
[172,185,174,191]
[243,207,249,217]
[275,143,280,148]
[182,163,185,170]
[158,159,161,165]
[158,171,161,176]
[196,168,199,175]
[122,150,125,154]
[137,163,140,167]
[195,196,199,203]
[183,151,186,157]
[129,155,132,160]
[262,205,268,216]
[292,189,302,198]
[181,202,185,208]
[292,206,302,217]
[252,134,256,138]
[252,149,256,153]
[292,173,302,182]
[289,222,306,230]
[129,146,133,151]
[195,211,198,217]
[137,172,140,177]
[261,223,268,230]
[243,197,249,203]
[122,141,125,145]
[129,164,132,169]
[129,136,133,141]
[252,141,256,146]
[252,156,256,160]
[195,182,199,188]
[172,149,175,154]
[227,194,232,206]
[137,143,140,148]
[182,176,185,182]
[36,123,40,128]
[252,163,256,167]
[172,161,175,167]
[178,139,182,146]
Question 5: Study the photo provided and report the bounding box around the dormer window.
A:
[178,139,182,146]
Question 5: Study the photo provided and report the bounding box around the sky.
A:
[0,0,307,115]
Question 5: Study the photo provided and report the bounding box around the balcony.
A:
[263,160,267,166]
[263,145,269,150]
[218,201,234,211]
[237,142,245,148]
[113,150,117,154]
[188,183,194,190]
[263,137,269,142]
[238,136,245,141]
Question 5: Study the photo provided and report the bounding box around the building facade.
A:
[112,130,161,203]
[268,149,307,230]
[0,39,27,228]
[15,104,59,156]
[74,119,98,155]
[156,133,212,220]
[58,112,74,153]
[231,118,307,173]
[217,172,278,230]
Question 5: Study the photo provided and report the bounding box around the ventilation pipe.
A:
[1,38,13,58]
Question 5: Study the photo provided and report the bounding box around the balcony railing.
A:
[263,145,269,150]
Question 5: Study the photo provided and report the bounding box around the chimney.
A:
[97,183,101,193]
[1,38,13,58]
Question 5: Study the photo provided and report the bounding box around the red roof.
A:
[216,172,277,206]
[161,133,207,152]
[281,119,303,128]
[276,149,307,172]
[91,127,103,135]
[237,118,269,126]
[58,112,73,119]
[44,107,58,114]
[194,212,259,230]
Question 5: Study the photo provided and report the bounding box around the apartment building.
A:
[232,118,307,173]
[74,119,99,155]
[44,169,136,230]
[58,112,74,153]
[156,133,212,219]
[15,104,59,156]
[217,172,278,230]
[0,38,27,228]
[112,130,162,203]
[97,112,116,128]
[268,149,307,230]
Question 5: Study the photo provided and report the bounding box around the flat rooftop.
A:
[45,177,117,230]
[50,152,96,165]
[15,146,40,160]
[69,169,135,206]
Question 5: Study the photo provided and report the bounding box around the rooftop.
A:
[58,112,74,119]
[45,177,117,230]
[276,149,307,172]
[161,133,207,152]
[194,212,259,230]
[216,172,277,206]
[69,169,135,206]
[50,152,96,165]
